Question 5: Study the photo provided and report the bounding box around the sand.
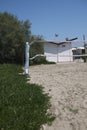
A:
[29,62,87,130]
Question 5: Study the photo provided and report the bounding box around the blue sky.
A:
[0,0,87,46]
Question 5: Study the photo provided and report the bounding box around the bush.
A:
[30,56,47,65]
[30,56,56,65]
[0,64,55,130]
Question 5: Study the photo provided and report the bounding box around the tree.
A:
[30,35,44,57]
[22,20,31,41]
[0,12,31,64]
[29,35,46,65]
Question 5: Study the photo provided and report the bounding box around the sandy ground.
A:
[29,62,87,130]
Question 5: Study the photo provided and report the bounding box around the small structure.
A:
[72,46,85,62]
[44,39,77,63]
[84,44,87,54]
[72,46,85,55]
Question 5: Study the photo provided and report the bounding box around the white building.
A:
[44,41,73,63]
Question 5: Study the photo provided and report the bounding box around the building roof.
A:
[78,47,85,49]
[30,40,67,46]
[30,38,78,46]
[72,46,85,50]
[44,41,69,45]
[42,38,78,46]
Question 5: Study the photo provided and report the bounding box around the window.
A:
[62,44,65,47]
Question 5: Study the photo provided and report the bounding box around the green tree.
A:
[30,35,44,57]
[0,12,31,64]
[29,35,46,65]
[22,20,31,41]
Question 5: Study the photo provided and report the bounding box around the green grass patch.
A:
[0,64,55,130]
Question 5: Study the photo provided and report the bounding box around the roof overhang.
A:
[30,37,87,46]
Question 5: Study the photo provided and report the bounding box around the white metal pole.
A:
[24,42,30,76]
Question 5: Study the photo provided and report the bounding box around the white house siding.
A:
[58,43,73,62]
[44,43,58,62]
[44,42,73,63]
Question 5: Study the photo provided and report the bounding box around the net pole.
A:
[24,42,30,76]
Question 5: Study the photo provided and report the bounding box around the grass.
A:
[0,64,55,130]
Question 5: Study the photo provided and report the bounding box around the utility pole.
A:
[83,34,86,44]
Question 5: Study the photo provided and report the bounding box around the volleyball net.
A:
[30,54,87,63]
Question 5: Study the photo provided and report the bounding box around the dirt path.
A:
[29,63,87,130]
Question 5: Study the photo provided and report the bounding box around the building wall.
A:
[44,43,58,62]
[57,43,73,62]
[44,42,73,63]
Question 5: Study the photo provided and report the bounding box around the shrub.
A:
[30,56,46,65]
[30,56,56,65]
[0,64,55,130]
